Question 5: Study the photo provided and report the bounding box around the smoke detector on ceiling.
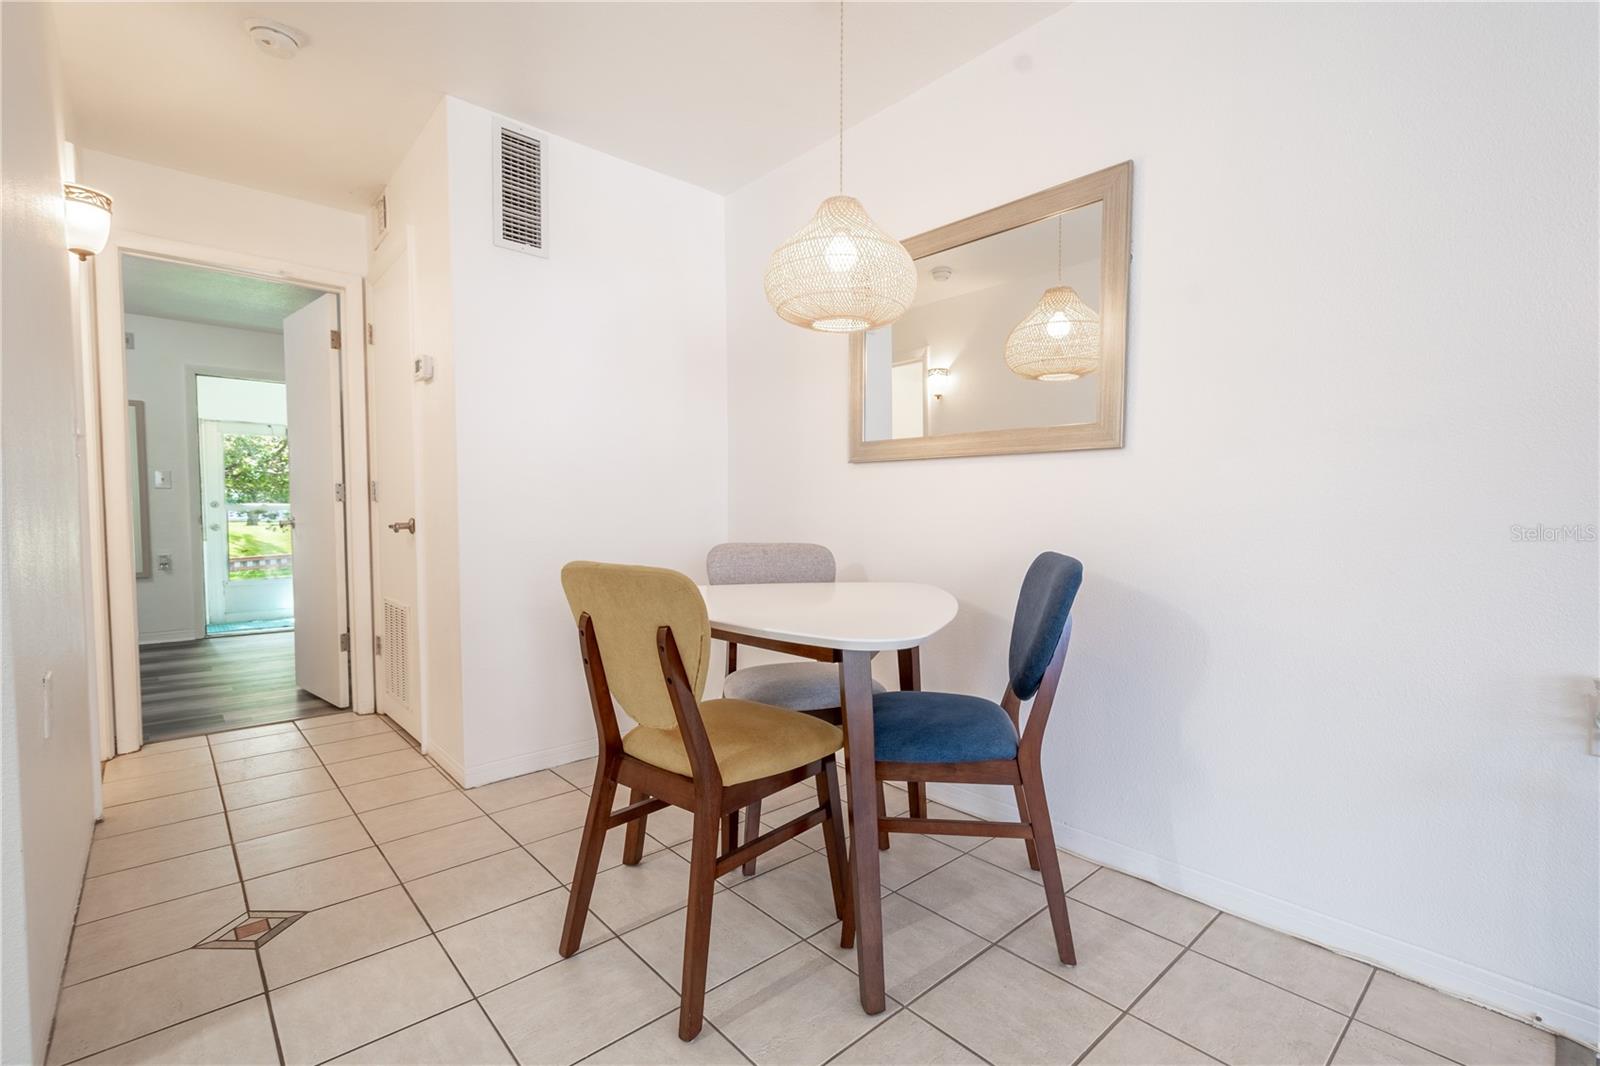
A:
[930,265,953,282]
[244,19,305,60]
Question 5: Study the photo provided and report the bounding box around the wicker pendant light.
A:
[763,3,915,333]
[1004,215,1102,380]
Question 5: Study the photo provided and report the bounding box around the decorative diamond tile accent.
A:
[195,910,304,950]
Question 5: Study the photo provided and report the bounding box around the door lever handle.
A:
[388,518,416,534]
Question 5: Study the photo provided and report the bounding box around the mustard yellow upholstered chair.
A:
[558,561,852,1041]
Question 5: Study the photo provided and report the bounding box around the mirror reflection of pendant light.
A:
[762,3,916,333]
[1004,214,1101,381]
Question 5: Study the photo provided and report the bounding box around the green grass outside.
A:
[228,520,292,581]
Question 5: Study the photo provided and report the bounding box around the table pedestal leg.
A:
[839,649,885,1014]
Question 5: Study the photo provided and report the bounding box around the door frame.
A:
[93,233,374,755]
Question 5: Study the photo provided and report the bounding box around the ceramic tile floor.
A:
[53,711,1586,1066]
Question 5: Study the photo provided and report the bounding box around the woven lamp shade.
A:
[1004,286,1102,381]
[763,196,917,333]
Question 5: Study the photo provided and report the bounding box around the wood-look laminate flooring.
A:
[139,632,343,743]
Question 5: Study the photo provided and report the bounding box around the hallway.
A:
[140,633,341,743]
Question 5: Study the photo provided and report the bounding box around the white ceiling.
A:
[54,2,1065,209]
[122,255,324,332]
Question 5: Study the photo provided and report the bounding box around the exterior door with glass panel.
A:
[199,418,295,626]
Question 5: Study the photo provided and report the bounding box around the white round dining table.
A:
[698,581,958,1014]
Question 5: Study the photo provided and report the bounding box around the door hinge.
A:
[330,329,342,350]
[366,323,375,345]
[370,480,379,502]
[374,634,383,656]
[334,481,345,502]
[339,633,350,652]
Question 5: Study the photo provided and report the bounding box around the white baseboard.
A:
[925,782,1597,1046]
[453,739,599,790]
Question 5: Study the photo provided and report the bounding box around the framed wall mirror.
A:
[850,161,1131,462]
[127,399,153,579]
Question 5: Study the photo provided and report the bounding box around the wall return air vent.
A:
[492,117,546,257]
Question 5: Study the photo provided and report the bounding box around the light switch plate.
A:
[152,469,172,489]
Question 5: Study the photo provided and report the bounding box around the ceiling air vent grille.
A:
[493,119,547,257]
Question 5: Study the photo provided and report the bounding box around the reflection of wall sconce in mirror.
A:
[64,183,113,261]
[927,366,951,400]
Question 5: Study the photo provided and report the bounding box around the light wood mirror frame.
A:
[849,161,1132,462]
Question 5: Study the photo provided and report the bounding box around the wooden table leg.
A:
[839,649,885,1014]
[897,647,927,819]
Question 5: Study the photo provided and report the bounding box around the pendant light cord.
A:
[1056,214,1063,280]
[837,0,845,194]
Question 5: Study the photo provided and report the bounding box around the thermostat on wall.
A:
[413,355,435,382]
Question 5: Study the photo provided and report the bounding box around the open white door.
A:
[368,252,422,742]
[283,294,351,707]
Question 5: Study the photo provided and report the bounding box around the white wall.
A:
[77,151,367,277]
[1,5,98,1060]
[724,2,1597,1042]
[123,314,284,642]
[442,97,730,784]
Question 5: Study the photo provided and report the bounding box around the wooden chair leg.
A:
[816,760,854,949]
[907,781,927,819]
[740,799,762,876]
[723,809,739,855]
[678,804,719,1041]
[1019,764,1075,964]
[877,784,891,850]
[1012,784,1040,870]
[560,763,617,957]
[622,786,648,865]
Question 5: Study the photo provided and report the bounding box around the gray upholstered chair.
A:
[707,542,886,871]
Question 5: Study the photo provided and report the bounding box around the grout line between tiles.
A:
[53,995,273,1066]
[1068,910,1226,1066]
[93,805,224,842]
[1336,980,1472,1066]
[1325,969,1378,1066]
[60,879,412,990]
[206,721,289,1066]
[81,821,232,879]
[69,860,240,926]
[95,784,222,819]
[289,724,526,1065]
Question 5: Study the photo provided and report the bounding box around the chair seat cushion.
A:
[623,698,844,785]
[722,662,885,712]
[873,691,1019,764]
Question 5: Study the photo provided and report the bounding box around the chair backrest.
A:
[706,542,836,585]
[1007,552,1083,700]
[560,561,710,731]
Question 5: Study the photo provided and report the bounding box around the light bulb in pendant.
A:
[1045,311,1072,339]
[824,232,859,273]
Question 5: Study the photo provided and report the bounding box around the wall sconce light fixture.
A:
[64,183,113,261]
[927,366,951,400]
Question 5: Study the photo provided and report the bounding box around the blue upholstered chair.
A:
[707,542,887,872]
[873,551,1084,964]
